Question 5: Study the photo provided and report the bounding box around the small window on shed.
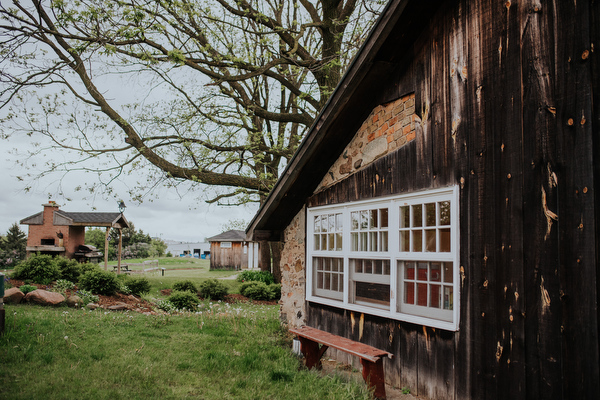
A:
[221,242,232,248]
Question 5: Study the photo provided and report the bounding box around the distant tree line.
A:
[85,223,167,260]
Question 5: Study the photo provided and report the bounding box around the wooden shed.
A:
[207,230,260,270]
[247,0,600,398]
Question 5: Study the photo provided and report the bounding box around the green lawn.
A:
[0,304,373,400]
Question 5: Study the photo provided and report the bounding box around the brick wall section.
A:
[25,203,85,258]
[318,93,417,190]
[279,94,418,328]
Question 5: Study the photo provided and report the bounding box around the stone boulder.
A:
[25,289,65,306]
[3,287,25,304]
[66,295,83,308]
[107,302,130,311]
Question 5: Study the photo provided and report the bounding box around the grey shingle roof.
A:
[56,211,122,224]
[206,230,247,242]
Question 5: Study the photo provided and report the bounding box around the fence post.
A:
[0,272,5,335]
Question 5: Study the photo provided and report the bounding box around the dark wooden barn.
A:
[247,0,600,398]
[207,230,261,270]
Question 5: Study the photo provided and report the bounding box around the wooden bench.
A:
[289,326,393,399]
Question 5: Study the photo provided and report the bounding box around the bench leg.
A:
[360,357,386,400]
[297,337,328,369]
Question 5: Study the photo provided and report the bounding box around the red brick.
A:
[406,131,416,141]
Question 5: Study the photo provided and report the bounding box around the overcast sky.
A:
[0,151,259,243]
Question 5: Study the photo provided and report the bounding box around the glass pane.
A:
[365,260,373,274]
[324,273,331,289]
[314,235,320,250]
[321,235,327,251]
[360,211,368,229]
[338,274,344,292]
[383,260,390,275]
[336,258,344,272]
[335,233,343,251]
[425,203,436,226]
[360,232,368,251]
[328,214,335,232]
[417,283,428,306]
[317,272,323,289]
[412,230,422,252]
[351,212,359,230]
[444,286,453,310]
[370,232,377,251]
[431,262,441,282]
[417,262,428,280]
[351,233,358,251]
[370,209,378,229]
[354,282,390,307]
[440,228,451,252]
[380,209,388,228]
[404,282,415,304]
[425,229,436,252]
[332,274,338,291]
[404,262,415,280]
[439,201,451,225]
[380,231,388,252]
[430,284,441,308]
[443,263,453,283]
[354,259,362,273]
[400,206,410,228]
[314,216,321,232]
[336,213,343,230]
[321,216,327,232]
[412,204,423,227]
[400,231,410,251]
[374,260,382,274]
[328,233,335,251]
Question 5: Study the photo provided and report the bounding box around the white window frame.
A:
[306,186,460,331]
[221,242,232,248]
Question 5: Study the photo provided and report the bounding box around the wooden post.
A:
[117,228,122,274]
[104,227,110,271]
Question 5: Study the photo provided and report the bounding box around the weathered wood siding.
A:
[306,0,599,399]
[209,242,244,270]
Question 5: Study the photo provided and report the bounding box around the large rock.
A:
[25,289,65,306]
[4,287,25,304]
[66,295,83,308]
[107,302,130,311]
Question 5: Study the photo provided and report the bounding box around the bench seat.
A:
[290,326,393,399]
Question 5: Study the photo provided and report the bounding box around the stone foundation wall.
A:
[279,208,306,329]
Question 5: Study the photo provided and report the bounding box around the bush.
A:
[240,281,281,301]
[237,270,275,285]
[172,280,198,293]
[125,276,151,296]
[53,279,76,292]
[11,254,60,284]
[19,284,37,295]
[76,289,99,305]
[55,257,82,283]
[79,269,119,295]
[199,279,228,301]
[168,291,199,311]
[79,263,102,276]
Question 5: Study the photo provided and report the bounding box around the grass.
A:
[0,303,373,400]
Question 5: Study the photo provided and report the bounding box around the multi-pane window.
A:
[314,213,343,251]
[307,186,459,331]
[350,209,389,252]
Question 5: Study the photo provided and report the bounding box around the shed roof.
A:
[21,210,129,228]
[206,230,247,242]
[247,0,437,241]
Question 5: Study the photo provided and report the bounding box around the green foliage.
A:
[0,223,27,268]
[172,280,198,293]
[11,253,60,284]
[240,281,281,301]
[19,284,37,295]
[237,270,275,285]
[168,291,199,311]
[75,289,99,305]
[155,299,177,313]
[55,256,82,283]
[402,386,411,394]
[53,279,76,292]
[150,238,168,257]
[79,269,119,295]
[79,262,101,276]
[199,279,228,301]
[125,276,151,296]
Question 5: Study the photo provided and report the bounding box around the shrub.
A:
[53,279,76,292]
[199,279,228,301]
[11,253,60,284]
[237,270,275,285]
[240,281,281,301]
[19,284,37,295]
[173,280,198,293]
[79,263,102,276]
[79,269,119,295]
[55,257,82,283]
[125,276,151,296]
[168,291,199,311]
[76,289,99,305]
[155,299,177,313]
